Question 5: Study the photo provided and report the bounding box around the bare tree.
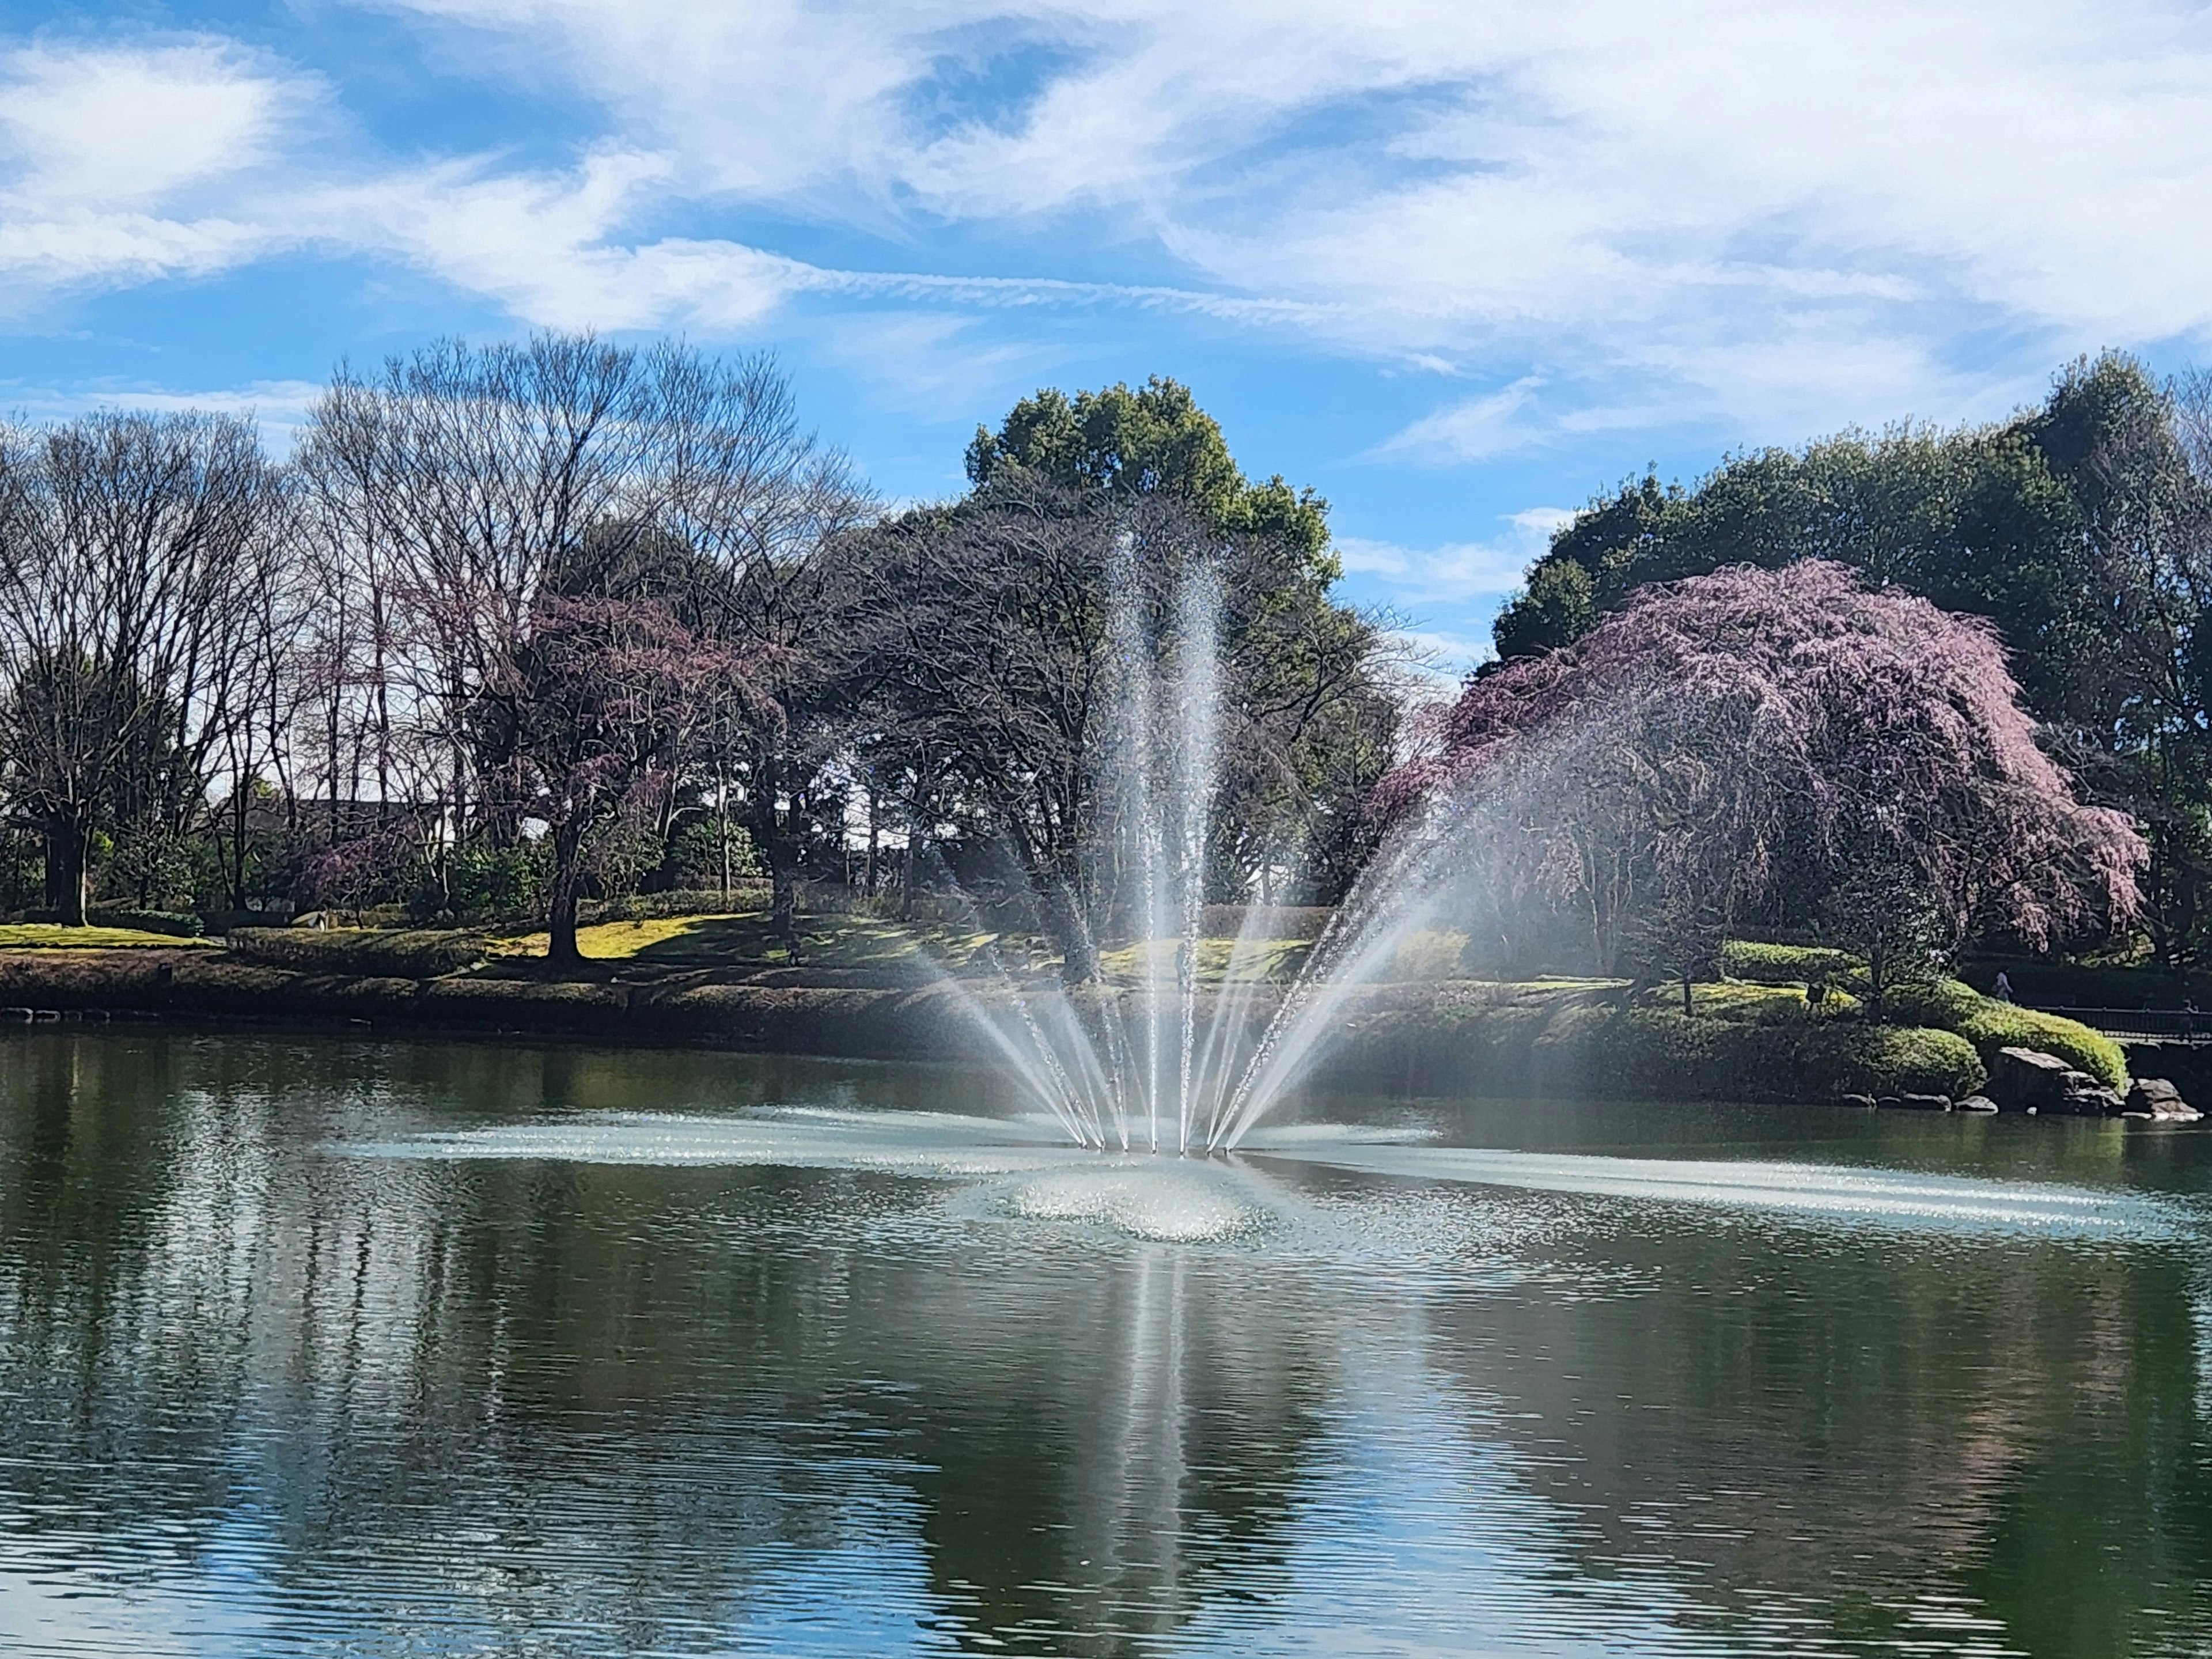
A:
[296,331,864,954]
[0,412,280,924]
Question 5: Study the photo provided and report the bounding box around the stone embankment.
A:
[1840,1045,2200,1119]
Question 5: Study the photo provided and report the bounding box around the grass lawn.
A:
[491,911,1010,972]
[0,924,210,949]
[1097,935,1313,985]
[489,910,1317,982]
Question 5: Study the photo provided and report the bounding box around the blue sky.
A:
[6,0,2212,670]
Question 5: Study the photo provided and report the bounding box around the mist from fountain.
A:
[930,547,1486,1156]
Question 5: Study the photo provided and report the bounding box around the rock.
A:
[1956,1095,2000,1112]
[1897,1093,1952,1111]
[2124,1078,2204,1122]
[1989,1047,2084,1112]
[2059,1084,2126,1116]
[1875,1094,1903,1111]
[1838,1093,1877,1110]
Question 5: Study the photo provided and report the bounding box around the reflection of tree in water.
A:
[1414,1201,2212,1656]
[7,1031,2212,1655]
[0,1032,1342,1654]
[863,1240,1328,1656]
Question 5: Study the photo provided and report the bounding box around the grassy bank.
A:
[0,918,2127,1106]
[1331,980,1987,1101]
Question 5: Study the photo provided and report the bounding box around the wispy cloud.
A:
[1372,379,1546,464]
[8,2,2212,459]
[1338,506,1575,674]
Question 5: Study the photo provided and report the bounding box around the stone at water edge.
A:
[2124,1077,2203,1122]
[1988,1046,2122,1114]
[1896,1093,1952,1111]
[1956,1095,2000,1112]
[1838,1093,1877,1109]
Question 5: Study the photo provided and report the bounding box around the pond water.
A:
[1,1029,2209,1657]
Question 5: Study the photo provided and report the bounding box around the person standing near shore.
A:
[1993,971,2014,1003]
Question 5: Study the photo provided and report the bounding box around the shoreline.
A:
[0,945,2187,1116]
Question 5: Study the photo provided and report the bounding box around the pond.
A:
[1,1028,2207,1657]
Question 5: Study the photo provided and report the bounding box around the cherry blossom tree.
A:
[1383,562,2145,982]
[487,594,767,964]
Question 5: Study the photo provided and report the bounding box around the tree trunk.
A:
[751,756,801,956]
[546,820,585,965]
[770,854,799,956]
[44,813,90,927]
[864,786,880,897]
[1680,970,1693,1017]
[1042,880,1101,984]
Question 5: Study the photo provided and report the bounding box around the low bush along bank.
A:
[1883,979,2127,1090]
[1718,943,2125,1090]
[0,919,2123,1105]
[1719,941,1864,987]
[1334,985,1986,1101]
[225,927,490,978]
[12,906,204,937]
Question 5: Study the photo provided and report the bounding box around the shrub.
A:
[580,884,771,924]
[1721,941,1863,986]
[17,905,204,937]
[1793,1022,1986,1099]
[666,821,762,887]
[1339,995,1985,1101]
[1887,977,2127,1090]
[95,907,204,938]
[227,927,487,978]
[447,843,547,921]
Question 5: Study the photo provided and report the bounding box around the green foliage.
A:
[1886,977,2128,1090]
[1721,941,1865,985]
[18,904,202,936]
[965,376,1333,574]
[1724,944,2126,1088]
[1344,995,1985,1101]
[1491,555,1597,661]
[101,821,196,908]
[92,906,202,938]
[446,843,547,921]
[666,820,762,887]
[228,927,487,978]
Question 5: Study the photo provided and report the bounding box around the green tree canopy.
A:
[965,376,1335,577]
[1490,351,2212,963]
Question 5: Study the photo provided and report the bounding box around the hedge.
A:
[16,906,203,938]
[1720,941,1861,986]
[226,927,487,978]
[1336,997,1986,1102]
[1886,978,2127,1091]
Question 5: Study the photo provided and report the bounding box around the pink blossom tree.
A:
[485,594,770,964]
[1383,562,2145,995]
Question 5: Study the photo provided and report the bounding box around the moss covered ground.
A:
[0,923,216,949]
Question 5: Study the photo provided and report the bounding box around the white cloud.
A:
[325,0,2212,444]
[0,41,329,303]
[11,2,2212,454]
[1338,507,1572,608]
[0,40,304,206]
[1373,379,1545,464]
[1337,506,1573,677]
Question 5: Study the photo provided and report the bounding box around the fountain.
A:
[935,548,1467,1157]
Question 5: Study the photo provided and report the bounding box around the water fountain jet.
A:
[928,548,1472,1157]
